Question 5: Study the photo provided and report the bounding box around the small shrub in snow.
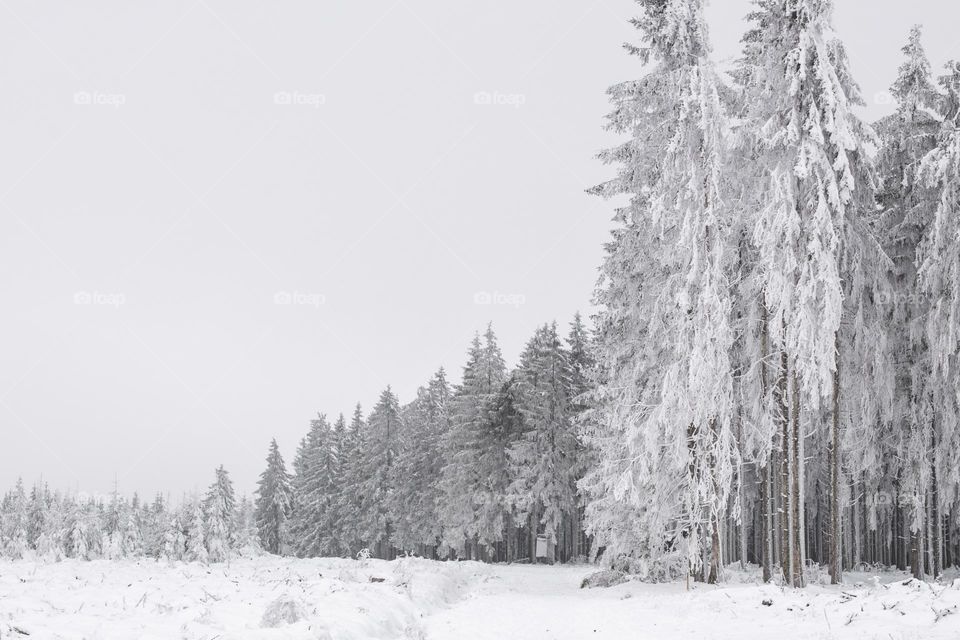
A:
[260,593,309,628]
[580,570,627,589]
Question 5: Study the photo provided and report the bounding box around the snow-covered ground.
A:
[1,557,958,639]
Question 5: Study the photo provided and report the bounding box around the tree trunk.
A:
[853,480,863,569]
[776,348,790,584]
[931,431,941,578]
[911,527,923,579]
[829,333,842,584]
[760,462,771,581]
[758,300,773,582]
[529,508,538,563]
[737,414,748,571]
[708,515,722,584]
[790,371,804,587]
[506,513,516,563]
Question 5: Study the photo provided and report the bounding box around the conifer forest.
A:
[4,1,960,638]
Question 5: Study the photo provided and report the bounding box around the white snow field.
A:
[1,557,959,639]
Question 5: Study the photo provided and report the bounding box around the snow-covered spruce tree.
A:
[140,494,166,559]
[439,326,509,559]
[290,415,337,557]
[489,374,526,561]
[438,336,487,557]
[509,322,578,564]
[583,0,736,584]
[162,512,186,561]
[27,483,46,551]
[24,483,64,561]
[873,26,942,579]
[827,120,892,585]
[358,387,403,559]
[100,488,127,560]
[337,404,367,556]
[186,498,208,563]
[255,438,294,555]
[233,495,261,554]
[565,313,594,562]
[68,502,90,560]
[580,193,677,575]
[3,479,30,559]
[203,466,236,563]
[122,508,144,558]
[487,329,521,561]
[728,30,789,580]
[389,369,451,556]
[468,353,520,561]
[917,60,960,579]
[33,487,65,562]
[319,413,350,556]
[739,0,877,586]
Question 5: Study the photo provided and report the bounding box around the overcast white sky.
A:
[0,0,955,498]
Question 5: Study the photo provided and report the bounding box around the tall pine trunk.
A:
[911,521,923,579]
[930,431,941,578]
[790,371,804,587]
[776,348,790,584]
[760,463,772,582]
[829,333,842,584]
[759,299,773,582]
[708,514,722,584]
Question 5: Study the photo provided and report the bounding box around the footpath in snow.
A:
[1,557,959,639]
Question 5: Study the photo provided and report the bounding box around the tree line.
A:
[0,467,257,562]
[254,317,593,564]
[0,318,593,567]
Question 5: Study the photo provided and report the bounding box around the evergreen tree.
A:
[873,26,942,580]
[186,499,208,563]
[358,387,403,559]
[509,323,578,563]
[320,413,350,556]
[916,60,960,578]
[203,466,236,563]
[68,502,90,560]
[337,404,367,555]
[123,509,144,558]
[290,415,338,556]
[740,0,877,587]
[389,369,451,555]
[4,479,30,559]
[27,483,45,550]
[162,512,186,561]
[439,326,508,557]
[255,439,295,555]
[583,0,737,582]
[233,495,260,554]
[566,313,594,560]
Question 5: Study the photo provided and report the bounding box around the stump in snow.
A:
[260,593,309,628]
[580,570,627,589]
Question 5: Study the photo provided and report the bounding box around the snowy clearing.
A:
[1,558,959,639]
